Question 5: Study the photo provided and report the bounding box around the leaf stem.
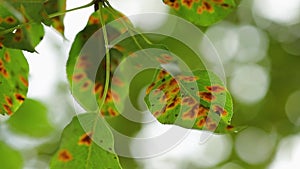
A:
[97,2,111,112]
[104,3,153,45]
[0,1,96,35]
[48,1,96,18]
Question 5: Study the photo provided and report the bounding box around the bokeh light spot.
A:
[230,64,269,104]
[285,90,300,126]
[235,127,276,164]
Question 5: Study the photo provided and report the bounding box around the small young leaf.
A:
[0,47,29,116]
[0,141,23,169]
[7,99,54,137]
[144,69,234,133]
[50,113,122,169]
[163,0,237,26]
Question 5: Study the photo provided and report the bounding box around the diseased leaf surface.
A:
[145,69,234,133]
[67,7,131,117]
[50,113,122,169]
[67,7,178,117]
[44,0,66,34]
[7,99,54,137]
[0,47,28,116]
[0,0,45,52]
[163,0,236,26]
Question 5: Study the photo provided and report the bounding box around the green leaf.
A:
[50,113,122,169]
[4,0,46,23]
[0,1,45,52]
[44,0,66,34]
[67,7,131,117]
[0,141,23,169]
[67,7,178,117]
[144,69,234,133]
[7,99,54,137]
[0,47,28,115]
[163,0,237,26]
[1,23,44,52]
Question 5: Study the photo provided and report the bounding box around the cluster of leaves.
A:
[0,0,238,168]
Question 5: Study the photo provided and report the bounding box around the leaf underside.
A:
[144,69,234,133]
[0,0,66,51]
[163,0,236,26]
[67,7,131,117]
[66,6,177,118]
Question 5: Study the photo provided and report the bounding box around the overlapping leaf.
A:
[0,0,45,52]
[145,69,234,133]
[7,99,54,137]
[163,0,237,26]
[0,47,28,115]
[66,6,174,117]
[67,7,131,117]
[50,113,122,169]
[44,0,66,34]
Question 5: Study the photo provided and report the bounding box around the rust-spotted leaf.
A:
[144,69,234,133]
[0,47,29,116]
[50,113,122,169]
[163,0,237,26]
[0,1,45,52]
[43,0,66,35]
[67,7,131,117]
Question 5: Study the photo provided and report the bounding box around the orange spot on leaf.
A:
[197,7,203,14]
[78,132,93,146]
[112,77,124,86]
[88,16,100,25]
[0,67,9,77]
[81,81,91,90]
[5,16,16,24]
[72,73,85,82]
[214,105,227,116]
[146,83,155,94]
[19,76,28,87]
[108,108,118,116]
[5,97,13,106]
[15,94,25,102]
[157,70,169,81]
[203,2,213,12]
[164,0,180,10]
[113,45,125,52]
[226,125,234,130]
[206,85,225,92]
[58,150,73,162]
[93,83,103,95]
[198,92,216,102]
[111,90,120,102]
[176,75,198,82]
[182,97,196,105]
[4,52,10,62]
[182,0,194,8]
[196,118,206,127]
[3,104,12,115]
[161,54,173,61]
